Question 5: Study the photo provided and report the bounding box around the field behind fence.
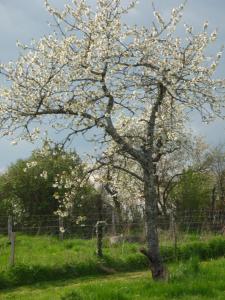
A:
[0,210,225,268]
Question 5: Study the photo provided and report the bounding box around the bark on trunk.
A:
[141,168,167,280]
[113,196,123,233]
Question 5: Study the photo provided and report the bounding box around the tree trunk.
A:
[141,168,167,280]
[113,196,123,233]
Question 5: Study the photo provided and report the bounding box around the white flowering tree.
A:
[99,130,208,217]
[0,0,225,280]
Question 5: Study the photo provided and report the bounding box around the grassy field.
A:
[0,233,225,298]
[1,257,225,299]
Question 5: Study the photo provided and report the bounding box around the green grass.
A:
[1,257,225,299]
[0,233,225,290]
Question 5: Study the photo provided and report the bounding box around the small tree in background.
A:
[0,0,224,279]
[0,144,96,221]
[206,145,225,209]
[170,169,213,212]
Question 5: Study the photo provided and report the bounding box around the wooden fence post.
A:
[170,212,177,260]
[96,221,106,258]
[8,215,16,266]
[8,215,13,241]
[9,232,16,267]
[96,194,105,257]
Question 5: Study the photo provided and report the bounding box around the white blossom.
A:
[0,0,224,247]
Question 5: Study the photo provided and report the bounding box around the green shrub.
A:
[0,235,225,290]
[61,291,84,300]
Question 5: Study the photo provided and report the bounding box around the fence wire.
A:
[0,210,224,268]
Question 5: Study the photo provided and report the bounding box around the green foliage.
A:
[0,234,225,290]
[2,257,224,300]
[171,169,213,211]
[170,256,200,282]
[0,146,96,219]
[61,291,83,300]
[59,258,225,300]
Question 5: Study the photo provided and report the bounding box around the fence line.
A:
[0,210,225,235]
[0,210,224,268]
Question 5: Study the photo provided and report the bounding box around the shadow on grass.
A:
[0,237,225,291]
[60,258,219,300]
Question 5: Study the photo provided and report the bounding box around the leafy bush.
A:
[0,236,225,289]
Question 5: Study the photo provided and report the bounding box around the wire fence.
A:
[0,210,224,268]
[1,209,224,236]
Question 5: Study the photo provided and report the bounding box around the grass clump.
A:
[170,256,200,282]
[0,234,225,290]
[1,257,225,299]
[60,258,225,300]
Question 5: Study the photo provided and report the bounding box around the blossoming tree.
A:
[0,0,224,280]
[97,129,208,217]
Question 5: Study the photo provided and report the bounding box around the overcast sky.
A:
[0,0,224,170]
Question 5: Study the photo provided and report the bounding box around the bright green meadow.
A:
[0,234,225,299]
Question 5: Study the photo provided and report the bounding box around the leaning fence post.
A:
[96,220,106,258]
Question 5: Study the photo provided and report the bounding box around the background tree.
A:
[0,144,97,222]
[0,0,224,279]
[170,168,213,212]
[206,145,225,209]
[96,133,209,218]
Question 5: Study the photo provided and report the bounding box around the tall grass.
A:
[0,234,225,289]
[60,258,225,300]
[1,257,225,299]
